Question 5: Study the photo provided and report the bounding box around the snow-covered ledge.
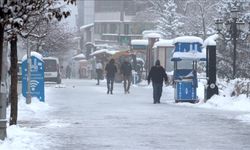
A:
[203,34,219,47]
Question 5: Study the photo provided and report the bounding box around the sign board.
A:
[174,42,202,53]
[176,80,196,101]
[22,52,45,102]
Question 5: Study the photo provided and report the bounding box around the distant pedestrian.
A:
[105,59,117,94]
[95,60,103,85]
[66,65,71,79]
[147,60,168,104]
[120,59,132,94]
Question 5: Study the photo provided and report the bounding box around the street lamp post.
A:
[215,3,248,79]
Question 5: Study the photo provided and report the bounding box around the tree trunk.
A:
[9,35,18,125]
[0,24,3,91]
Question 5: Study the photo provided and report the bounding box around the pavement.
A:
[21,79,250,150]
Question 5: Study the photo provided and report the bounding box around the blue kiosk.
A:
[171,36,205,103]
[22,52,45,102]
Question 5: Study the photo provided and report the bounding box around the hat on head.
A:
[155,59,160,65]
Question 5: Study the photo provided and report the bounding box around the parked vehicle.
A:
[43,57,61,84]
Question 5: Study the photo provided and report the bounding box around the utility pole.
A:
[26,38,31,104]
[232,17,237,79]
[0,1,7,139]
[0,40,7,140]
[119,0,125,45]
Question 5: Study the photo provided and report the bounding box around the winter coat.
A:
[147,65,168,84]
[105,62,117,78]
[120,61,132,76]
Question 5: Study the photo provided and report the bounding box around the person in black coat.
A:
[105,59,117,94]
[120,60,132,94]
[147,60,168,104]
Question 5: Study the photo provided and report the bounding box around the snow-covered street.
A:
[2,79,250,150]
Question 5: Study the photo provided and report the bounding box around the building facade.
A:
[94,0,154,46]
[76,0,95,52]
[77,0,154,49]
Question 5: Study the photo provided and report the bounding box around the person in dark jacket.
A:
[105,59,117,94]
[120,59,132,94]
[147,60,168,104]
[66,65,71,79]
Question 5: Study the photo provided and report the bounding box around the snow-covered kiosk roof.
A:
[72,53,86,60]
[90,49,118,56]
[131,39,148,46]
[171,36,205,61]
[22,51,43,62]
[130,39,148,50]
[153,39,174,48]
[143,33,162,39]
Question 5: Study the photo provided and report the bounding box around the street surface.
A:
[23,79,250,150]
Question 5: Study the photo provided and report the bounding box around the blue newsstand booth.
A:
[171,36,205,103]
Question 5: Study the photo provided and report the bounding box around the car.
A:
[43,57,61,84]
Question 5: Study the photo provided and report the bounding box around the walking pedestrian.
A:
[120,58,132,94]
[147,60,168,104]
[95,60,103,85]
[66,65,71,79]
[105,59,117,94]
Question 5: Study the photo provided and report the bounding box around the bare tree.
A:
[0,0,76,127]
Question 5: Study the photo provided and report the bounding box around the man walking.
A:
[120,59,132,94]
[147,60,168,104]
[105,59,117,94]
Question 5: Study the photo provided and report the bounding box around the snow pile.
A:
[170,78,250,124]
[199,79,250,111]
[199,95,250,112]
[0,97,53,150]
[18,96,52,120]
[0,126,49,150]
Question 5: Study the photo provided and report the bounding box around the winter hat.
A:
[155,59,160,65]
[110,59,115,63]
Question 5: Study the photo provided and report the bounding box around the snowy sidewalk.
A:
[1,79,250,150]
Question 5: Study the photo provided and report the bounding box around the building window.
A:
[124,24,129,35]
[95,23,101,34]
[101,23,107,33]
[110,24,117,34]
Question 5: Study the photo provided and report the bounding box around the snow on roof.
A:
[203,34,219,47]
[72,53,86,60]
[43,56,59,61]
[79,59,88,62]
[173,36,203,44]
[21,51,43,62]
[131,39,148,46]
[153,39,174,48]
[136,57,145,63]
[90,49,118,56]
[172,51,206,61]
[143,33,162,39]
[80,23,94,31]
